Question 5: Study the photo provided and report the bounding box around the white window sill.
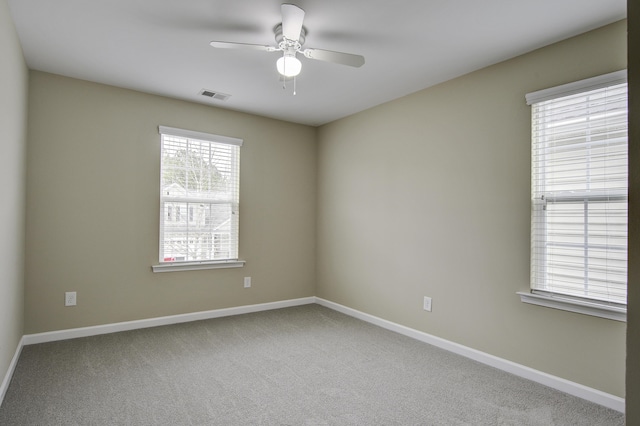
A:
[517,291,626,322]
[152,260,245,273]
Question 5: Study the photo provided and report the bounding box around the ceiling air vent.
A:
[200,89,230,101]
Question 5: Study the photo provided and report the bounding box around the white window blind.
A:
[527,71,628,306]
[158,126,242,264]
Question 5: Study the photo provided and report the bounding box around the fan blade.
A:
[281,4,305,41]
[210,41,276,52]
[302,48,365,67]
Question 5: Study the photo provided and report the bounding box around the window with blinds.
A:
[526,71,628,307]
[158,126,242,264]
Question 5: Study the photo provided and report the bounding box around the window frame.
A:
[520,70,628,321]
[152,126,245,273]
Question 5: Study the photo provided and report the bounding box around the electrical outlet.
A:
[65,291,77,307]
[423,296,432,312]
[244,277,251,288]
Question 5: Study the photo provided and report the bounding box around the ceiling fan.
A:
[210,3,365,82]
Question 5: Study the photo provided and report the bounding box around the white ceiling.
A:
[8,0,626,126]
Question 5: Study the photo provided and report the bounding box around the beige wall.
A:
[24,72,317,333]
[626,0,639,419]
[0,0,27,390]
[317,21,627,397]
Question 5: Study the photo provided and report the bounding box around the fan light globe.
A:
[276,55,302,77]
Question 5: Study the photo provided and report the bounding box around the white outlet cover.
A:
[65,291,77,306]
[423,296,432,312]
[243,277,251,288]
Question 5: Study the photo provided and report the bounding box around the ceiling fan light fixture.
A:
[210,3,365,85]
[276,54,302,77]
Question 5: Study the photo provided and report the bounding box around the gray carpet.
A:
[0,304,624,425]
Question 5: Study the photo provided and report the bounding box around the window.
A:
[520,71,628,321]
[153,126,244,272]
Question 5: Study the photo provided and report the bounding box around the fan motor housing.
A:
[274,23,306,46]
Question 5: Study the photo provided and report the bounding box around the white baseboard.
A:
[0,336,25,408]
[3,298,314,407]
[314,297,625,413]
[22,297,316,345]
[9,295,624,413]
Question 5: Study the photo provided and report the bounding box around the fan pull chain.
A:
[282,51,287,91]
[293,75,297,95]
